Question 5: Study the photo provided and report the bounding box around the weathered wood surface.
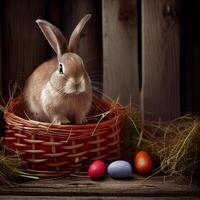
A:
[63,0,103,94]
[2,0,48,99]
[180,0,193,115]
[0,175,200,199]
[192,0,200,114]
[102,0,140,105]
[141,0,181,121]
[0,1,2,92]
[0,0,3,136]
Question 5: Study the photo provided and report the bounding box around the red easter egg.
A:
[135,150,153,175]
[88,160,106,180]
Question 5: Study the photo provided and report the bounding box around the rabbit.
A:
[23,14,92,125]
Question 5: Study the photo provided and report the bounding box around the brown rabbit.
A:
[24,14,92,125]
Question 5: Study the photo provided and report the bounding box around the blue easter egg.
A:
[107,160,132,179]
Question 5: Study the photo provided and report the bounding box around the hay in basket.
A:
[2,95,125,177]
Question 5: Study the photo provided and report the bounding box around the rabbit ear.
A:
[36,19,67,56]
[68,14,91,52]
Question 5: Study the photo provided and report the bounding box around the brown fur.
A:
[23,15,92,124]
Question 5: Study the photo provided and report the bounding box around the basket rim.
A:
[4,95,124,129]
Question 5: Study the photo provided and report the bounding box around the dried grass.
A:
[0,83,39,184]
[0,143,39,185]
[122,102,151,159]
[123,101,200,181]
[144,115,200,181]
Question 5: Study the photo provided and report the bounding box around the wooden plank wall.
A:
[2,0,48,99]
[0,0,199,121]
[0,1,3,133]
[102,0,140,105]
[62,0,103,94]
[180,0,193,114]
[0,1,2,93]
[178,0,200,116]
[1,0,102,99]
[191,0,200,114]
[141,0,181,121]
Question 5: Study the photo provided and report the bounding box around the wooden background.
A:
[0,0,199,121]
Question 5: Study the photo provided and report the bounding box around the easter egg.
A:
[107,160,132,179]
[134,150,153,175]
[88,160,106,180]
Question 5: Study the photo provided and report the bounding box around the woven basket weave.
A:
[3,96,124,176]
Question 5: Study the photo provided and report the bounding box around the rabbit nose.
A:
[75,83,80,90]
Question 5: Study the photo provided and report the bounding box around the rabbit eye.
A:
[59,63,64,74]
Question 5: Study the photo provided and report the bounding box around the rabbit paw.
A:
[52,116,70,125]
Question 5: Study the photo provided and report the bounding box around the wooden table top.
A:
[0,175,200,200]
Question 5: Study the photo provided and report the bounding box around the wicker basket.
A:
[3,96,124,176]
